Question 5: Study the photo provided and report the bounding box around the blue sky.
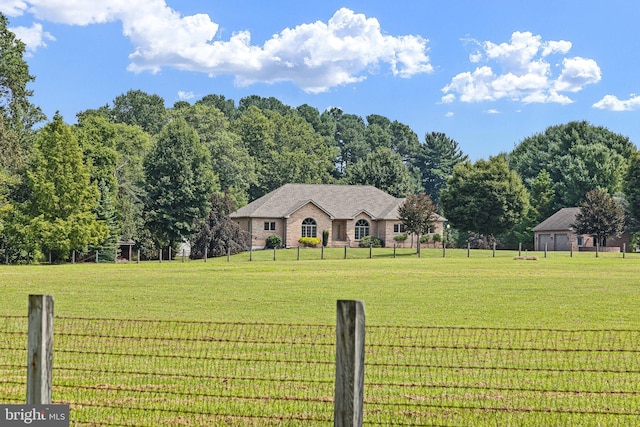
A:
[2,0,639,160]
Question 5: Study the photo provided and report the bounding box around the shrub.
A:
[322,230,329,247]
[393,233,408,243]
[265,234,282,249]
[298,237,321,247]
[419,235,430,244]
[358,236,383,248]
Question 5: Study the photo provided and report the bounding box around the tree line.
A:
[0,13,639,262]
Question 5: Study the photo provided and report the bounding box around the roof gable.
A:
[230,184,406,220]
[532,207,580,232]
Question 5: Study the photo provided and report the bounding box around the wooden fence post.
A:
[204,246,208,262]
[27,294,54,405]
[334,300,365,427]
[467,242,471,257]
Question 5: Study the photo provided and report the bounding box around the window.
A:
[394,223,406,233]
[264,221,276,231]
[355,219,370,240]
[577,236,584,247]
[301,218,317,238]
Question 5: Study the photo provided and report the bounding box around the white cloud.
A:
[445,112,454,118]
[177,90,195,101]
[9,23,55,52]
[442,31,601,105]
[593,94,640,111]
[2,1,433,93]
[0,0,28,17]
[485,109,500,114]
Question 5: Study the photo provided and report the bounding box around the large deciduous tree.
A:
[110,89,167,134]
[346,148,420,197]
[172,103,255,206]
[574,188,625,247]
[509,121,635,210]
[441,156,529,241]
[144,118,216,248]
[24,114,108,261]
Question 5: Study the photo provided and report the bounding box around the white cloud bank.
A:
[1,1,433,93]
[593,94,640,111]
[442,31,601,105]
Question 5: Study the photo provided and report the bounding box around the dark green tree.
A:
[172,103,255,205]
[196,94,238,120]
[441,156,529,241]
[574,188,625,247]
[190,192,250,258]
[110,90,167,134]
[509,121,635,210]
[529,169,556,224]
[144,118,216,248]
[624,151,640,227]
[346,148,420,197]
[415,132,468,204]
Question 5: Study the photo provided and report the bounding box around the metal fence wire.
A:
[2,316,640,426]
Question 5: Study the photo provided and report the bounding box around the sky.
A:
[2,0,640,160]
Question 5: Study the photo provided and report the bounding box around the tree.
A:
[509,121,635,210]
[92,179,119,262]
[24,114,108,261]
[0,13,45,172]
[190,193,250,258]
[440,156,529,242]
[574,188,625,247]
[196,94,237,120]
[529,169,556,224]
[397,193,438,254]
[346,148,420,197]
[172,103,255,206]
[144,118,216,248]
[625,151,640,227]
[110,90,167,134]
[234,106,335,200]
[414,132,468,204]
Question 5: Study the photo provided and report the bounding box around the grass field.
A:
[2,247,640,425]
[1,247,639,328]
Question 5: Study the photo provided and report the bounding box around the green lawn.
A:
[1,248,639,328]
[3,248,640,425]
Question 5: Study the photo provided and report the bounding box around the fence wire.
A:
[2,316,640,426]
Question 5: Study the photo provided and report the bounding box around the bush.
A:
[298,237,321,247]
[393,233,408,243]
[322,230,329,247]
[265,234,282,249]
[419,235,430,244]
[358,236,383,248]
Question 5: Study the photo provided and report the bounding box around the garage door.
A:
[538,234,551,251]
[554,234,569,251]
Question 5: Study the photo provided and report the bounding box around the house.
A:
[532,207,629,252]
[229,184,446,249]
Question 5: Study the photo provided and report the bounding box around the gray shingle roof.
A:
[230,184,406,220]
[532,207,580,232]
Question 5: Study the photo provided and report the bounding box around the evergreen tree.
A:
[24,114,107,261]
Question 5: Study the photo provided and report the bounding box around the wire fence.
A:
[2,316,640,426]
